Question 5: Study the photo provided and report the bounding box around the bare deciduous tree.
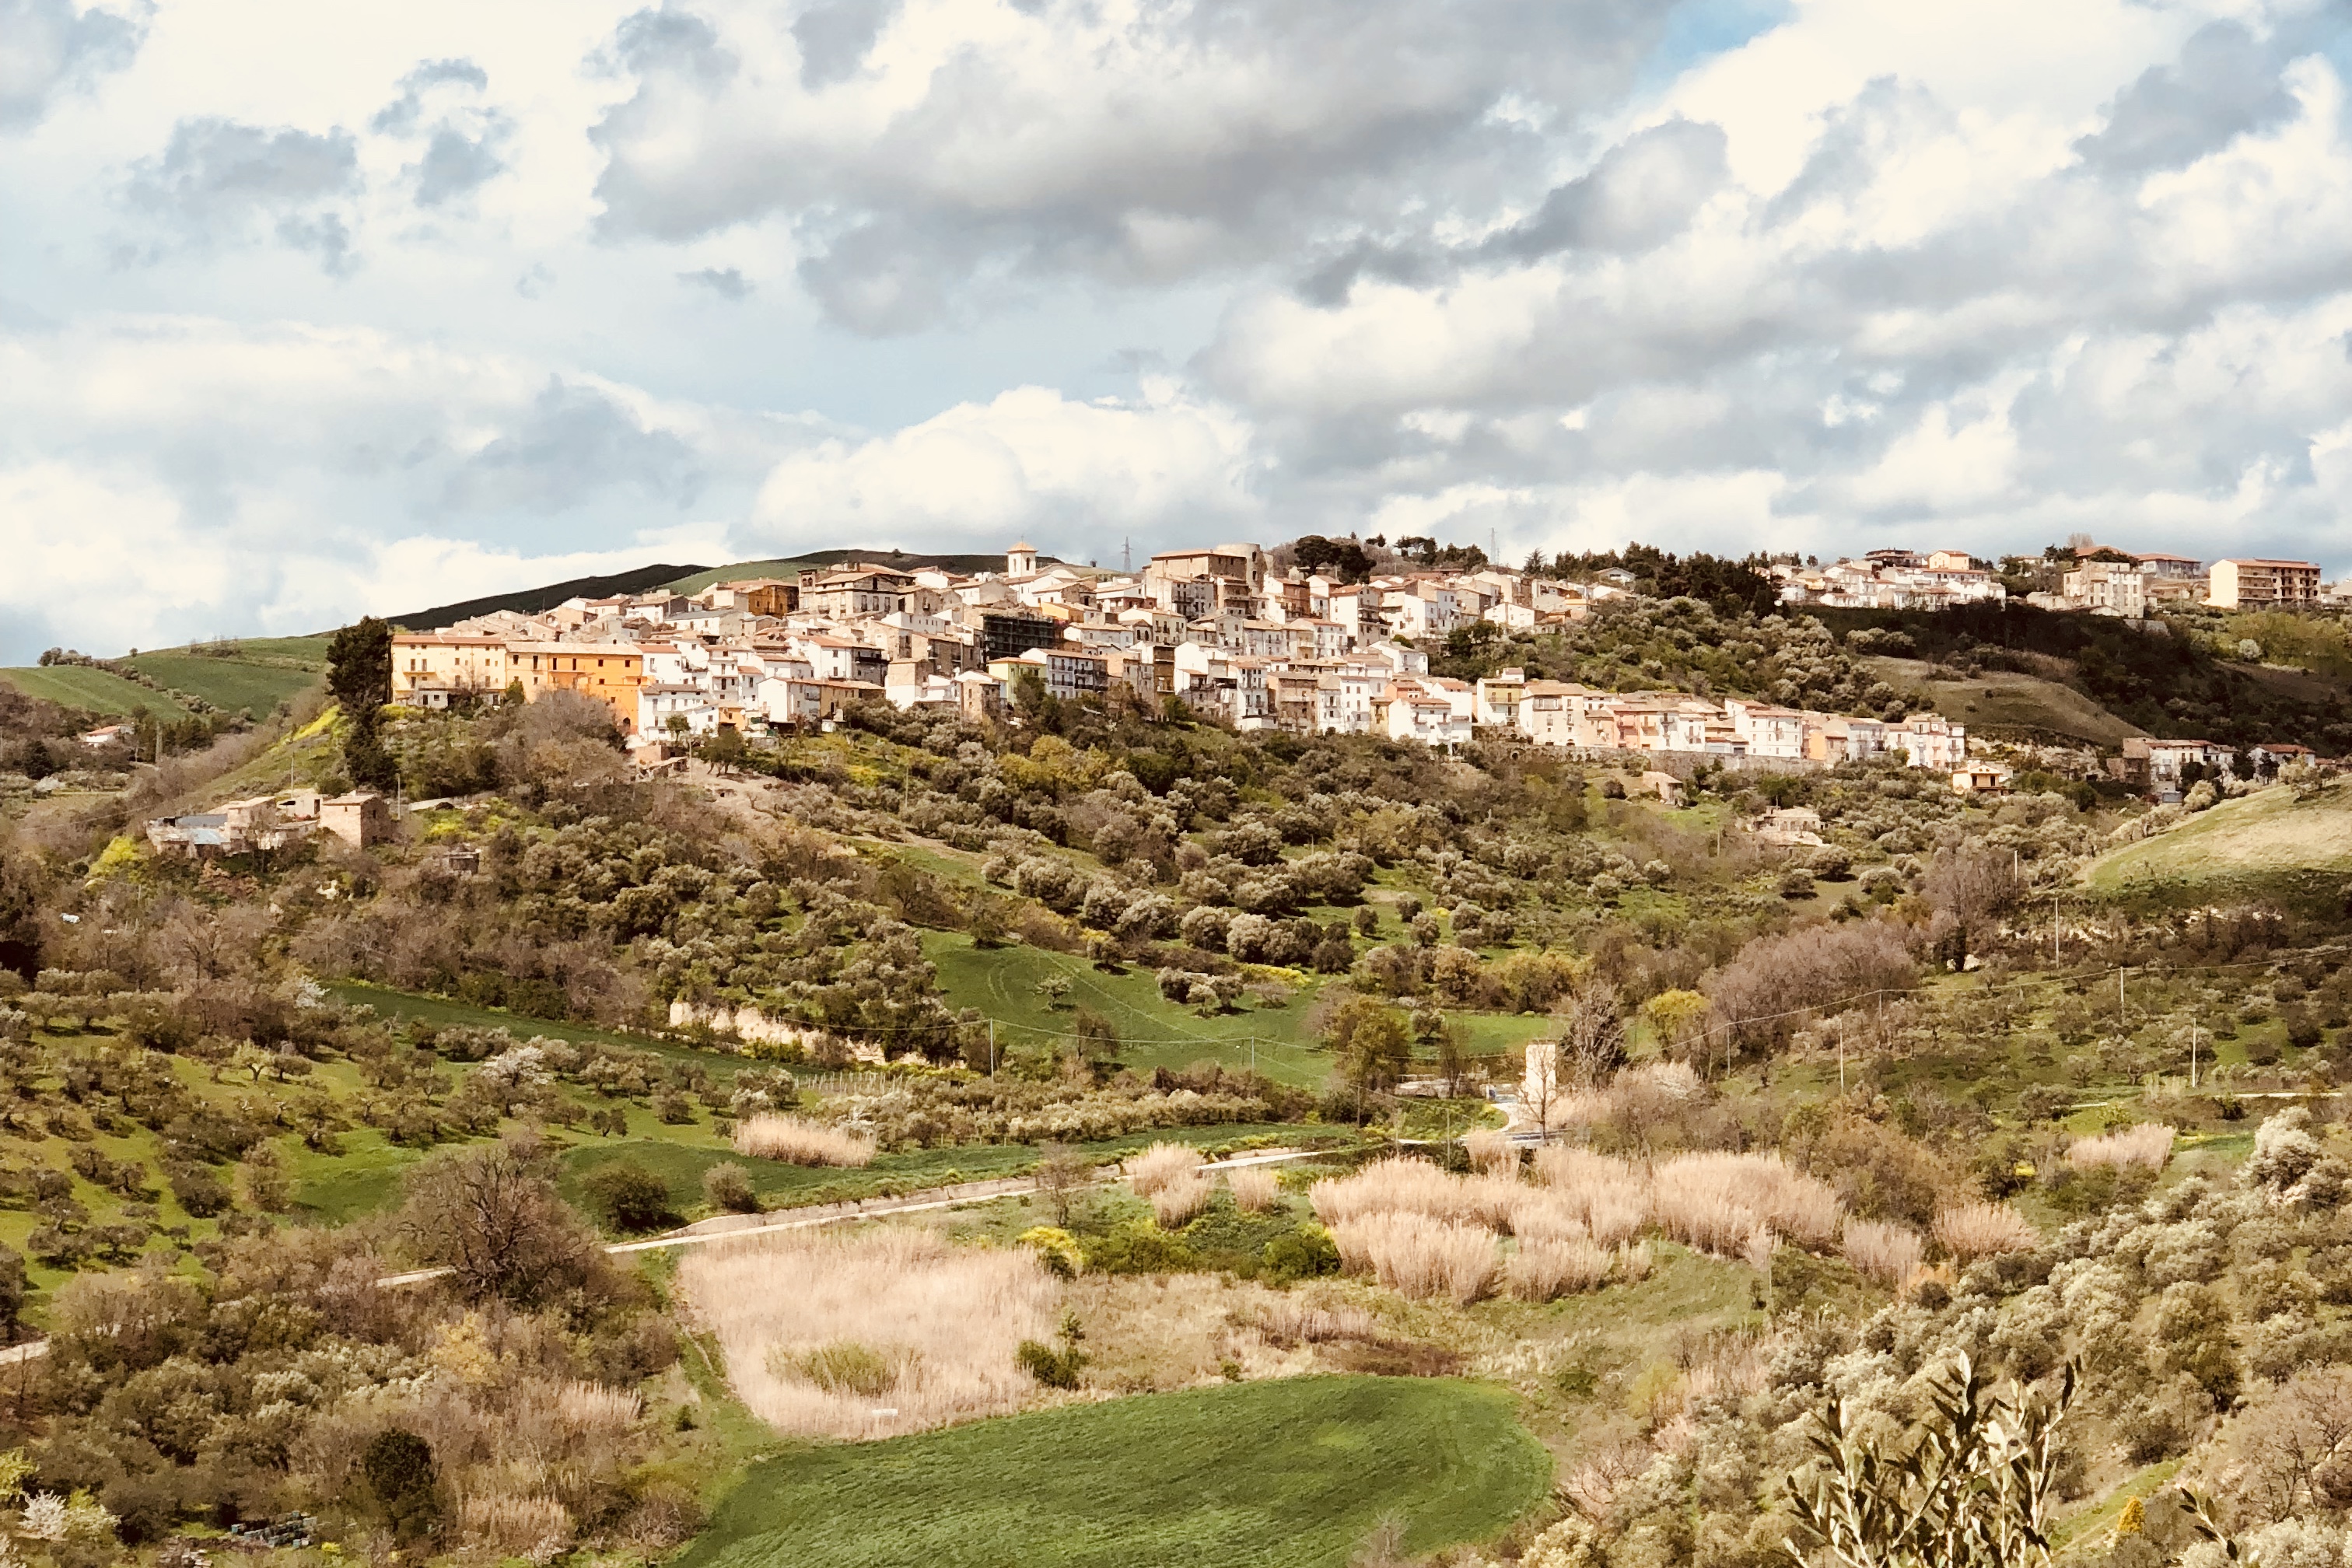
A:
[396,1131,607,1306]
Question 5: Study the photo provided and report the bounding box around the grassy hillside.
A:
[676,1376,1551,1568]
[118,651,321,717]
[0,665,191,720]
[380,563,707,631]
[2086,782,2352,902]
[922,933,1554,1084]
[1864,656,2145,747]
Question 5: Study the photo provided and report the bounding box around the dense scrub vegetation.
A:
[12,590,2352,1567]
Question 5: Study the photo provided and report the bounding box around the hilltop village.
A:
[387,541,1983,777]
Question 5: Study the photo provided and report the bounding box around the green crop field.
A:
[924,933,1552,1083]
[119,653,322,716]
[2087,785,2352,900]
[678,1376,1550,1568]
[0,666,192,720]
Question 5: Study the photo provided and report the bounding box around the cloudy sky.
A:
[4,0,2351,660]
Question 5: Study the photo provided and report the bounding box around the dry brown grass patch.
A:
[2065,1123,2173,1172]
[1841,1220,1923,1288]
[732,1112,877,1168]
[1506,1237,1612,1300]
[1934,1202,2039,1262]
[1649,1151,1843,1255]
[1126,1141,1206,1197]
[1150,1171,1213,1228]
[1227,1165,1280,1213]
[1330,1213,1498,1305]
[679,1227,1058,1439]
[1464,1129,1518,1178]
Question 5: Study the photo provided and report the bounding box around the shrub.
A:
[782,1341,913,1398]
[1933,1202,2039,1262]
[1085,1220,1200,1275]
[361,1427,439,1538]
[1262,1224,1340,1284]
[1227,1166,1280,1214]
[1125,1141,1206,1198]
[1507,1237,1612,1301]
[702,1163,760,1213]
[1842,1219,1924,1289]
[733,1113,877,1168]
[2064,1124,2173,1173]
[167,1163,232,1219]
[1331,1213,1498,1304]
[583,1162,675,1233]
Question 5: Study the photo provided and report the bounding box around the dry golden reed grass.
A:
[1508,1189,1595,1245]
[732,1112,877,1167]
[1226,1165,1280,1213]
[1329,1213,1498,1304]
[1309,1157,1473,1227]
[1506,1237,1612,1300]
[1150,1171,1213,1227]
[1614,1241,1654,1283]
[555,1381,642,1433]
[2065,1123,2174,1172]
[1126,1141,1206,1197]
[1464,1129,1519,1178]
[1648,1152,1844,1255]
[679,1227,1059,1440]
[1246,1297,1381,1346]
[1933,1201,2040,1262]
[1841,1219,1924,1288]
[1531,1146,1650,1245]
[460,1495,572,1563]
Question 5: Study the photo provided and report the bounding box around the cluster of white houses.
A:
[1773,546,2326,616]
[381,543,1989,775]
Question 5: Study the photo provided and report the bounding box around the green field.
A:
[677,1377,1550,1568]
[119,652,322,716]
[0,666,192,720]
[925,933,1552,1084]
[2087,784,2352,901]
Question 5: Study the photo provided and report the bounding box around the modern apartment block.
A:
[2209,558,2322,610]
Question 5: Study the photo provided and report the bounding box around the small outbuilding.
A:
[320,793,394,849]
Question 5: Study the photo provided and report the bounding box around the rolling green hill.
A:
[119,650,323,717]
[0,665,192,720]
[2086,782,2352,903]
[921,933,1553,1083]
[676,1376,1551,1568]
